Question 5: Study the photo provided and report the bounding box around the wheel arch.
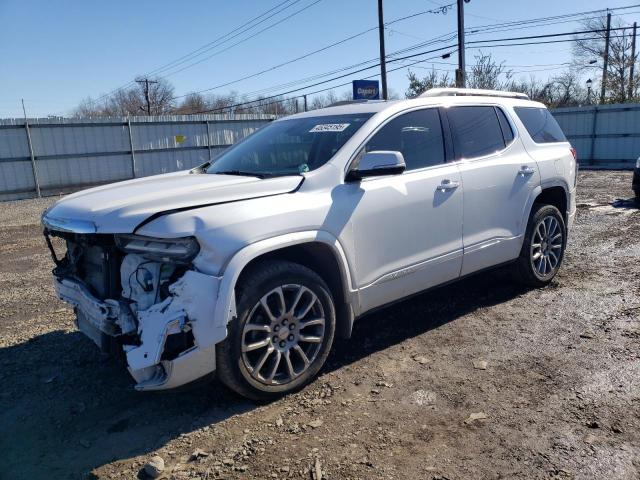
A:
[214,231,357,340]
[517,181,569,251]
[534,182,569,222]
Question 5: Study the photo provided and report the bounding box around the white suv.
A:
[42,88,577,399]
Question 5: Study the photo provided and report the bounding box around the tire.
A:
[512,203,567,288]
[216,260,336,401]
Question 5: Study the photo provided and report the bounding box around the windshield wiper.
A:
[213,170,268,179]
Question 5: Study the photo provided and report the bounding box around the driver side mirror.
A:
[346,151,406,181]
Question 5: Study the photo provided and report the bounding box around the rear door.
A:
[446,105,541,275]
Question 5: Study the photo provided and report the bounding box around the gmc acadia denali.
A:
[42,88,577,399]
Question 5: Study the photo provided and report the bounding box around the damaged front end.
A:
[43,227,221,390]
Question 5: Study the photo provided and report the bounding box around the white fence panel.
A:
[552,103,640,168]
[0,114,273,201]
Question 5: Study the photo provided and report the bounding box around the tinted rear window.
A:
[514,107,566,143]
[447,106,505,159]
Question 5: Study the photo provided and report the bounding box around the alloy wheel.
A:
[530,215,563,278]
[241,284,326,385]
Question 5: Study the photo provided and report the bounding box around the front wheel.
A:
[512,203,566,287]
[216,260,335,400]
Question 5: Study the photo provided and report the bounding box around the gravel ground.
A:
[0,171,638,480]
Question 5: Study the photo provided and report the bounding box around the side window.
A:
[447,106,505,159]
[496,107,514,144]
[514,107,567,143]
[365,108,445,170]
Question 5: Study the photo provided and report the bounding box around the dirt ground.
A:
[0,170,638,480]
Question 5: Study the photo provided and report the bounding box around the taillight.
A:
[570,146,578,187]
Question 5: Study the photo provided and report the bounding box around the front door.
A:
[338,107,464,313]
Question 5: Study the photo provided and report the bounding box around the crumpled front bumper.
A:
[54,270,226,391]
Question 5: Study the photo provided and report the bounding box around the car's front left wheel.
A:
[216,260,335,400]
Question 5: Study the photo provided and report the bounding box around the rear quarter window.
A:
[514,107,566,143]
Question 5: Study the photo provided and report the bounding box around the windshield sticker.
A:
[309,123,350,133]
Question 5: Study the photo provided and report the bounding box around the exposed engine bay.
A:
[43,229,220,390]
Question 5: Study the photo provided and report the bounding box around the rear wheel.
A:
[512,203,566,287]
[216,260,335,400]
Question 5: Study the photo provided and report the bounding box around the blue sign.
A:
[353,80,380,100]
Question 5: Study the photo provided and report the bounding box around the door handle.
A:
[518,165,536,177]
[436,179,460,192]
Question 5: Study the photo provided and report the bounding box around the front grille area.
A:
[47,231,123,300]
[75,243,121,299]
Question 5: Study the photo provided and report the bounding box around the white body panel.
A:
[42,92,576,390]
[455,109,542,275]
[342,164,463,312]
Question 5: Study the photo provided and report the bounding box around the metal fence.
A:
[0,114,274,201]
[1,104,637,201]
[551,103,640,169]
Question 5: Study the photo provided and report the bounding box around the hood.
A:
[42,170,303,234]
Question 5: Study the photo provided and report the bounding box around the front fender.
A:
[213,230,356,330]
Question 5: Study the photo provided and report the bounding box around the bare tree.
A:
[467,52,513,90]
[548,71,585,107]
[405,69,454,98]
[573,16,638,103]
[72,97,105,117]
[405,52,511,97]
[71,77,176,117]
[133,77,175,115]
[175,93,208,114]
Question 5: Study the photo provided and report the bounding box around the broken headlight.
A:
[114,234,200,263]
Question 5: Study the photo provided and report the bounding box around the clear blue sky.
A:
[1,0,639,117]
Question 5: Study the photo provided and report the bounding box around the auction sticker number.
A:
[309,123,350,133]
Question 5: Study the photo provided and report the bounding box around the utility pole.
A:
[377,0,388,100]
[600,12,611,104]
[136,78,158,116]
[621,31,626,101]
[303,94,308,112]
[456,0,467,88]
[629,22,637,99]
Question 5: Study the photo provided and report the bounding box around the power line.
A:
[225,28,628,100]
[170,3,458,101]
[159,0,324,79]
[144,0,304,77]
[96,1,458,107]
[193,27,635,114]
[60,3,640,116]
[81,0,308,107]
[193,50,460,114]
[387,5,640,59]
[90,3,630,109]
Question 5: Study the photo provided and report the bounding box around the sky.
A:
[1,0,639,118]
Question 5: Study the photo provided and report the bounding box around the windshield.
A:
[206,113,373,177]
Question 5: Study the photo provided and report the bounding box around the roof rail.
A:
[420,88,529,100]
[327,99,386,107]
